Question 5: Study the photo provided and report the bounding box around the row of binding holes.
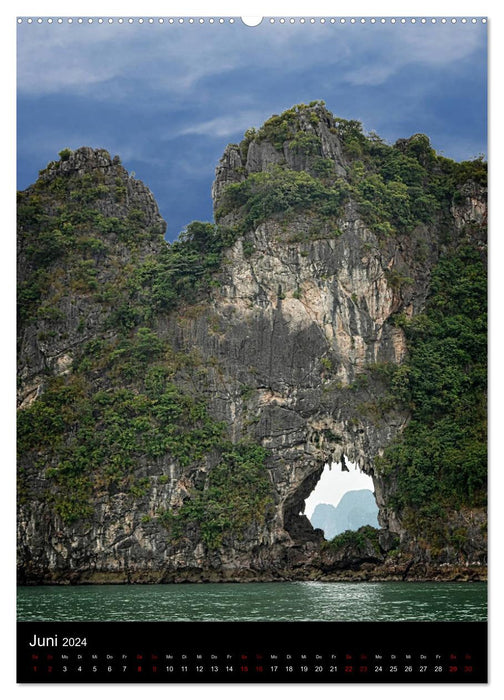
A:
[18,18,234,24]
[17,17,487,24]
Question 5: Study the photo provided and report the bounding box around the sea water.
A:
[17,581,487,622]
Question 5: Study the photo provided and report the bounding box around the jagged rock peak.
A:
[35,146,166,232]
[38,146,121,181]
[212,101,348,209]
[16,111,487,583]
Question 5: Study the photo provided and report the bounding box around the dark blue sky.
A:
[17,19,487,241]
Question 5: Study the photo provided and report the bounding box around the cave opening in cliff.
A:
[303,458,379,541]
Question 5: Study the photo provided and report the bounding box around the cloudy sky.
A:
[17,18,487,240]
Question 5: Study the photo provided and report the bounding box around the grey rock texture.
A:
[17,112,487,583]
[17,147,166,410]
[38,147,164,226]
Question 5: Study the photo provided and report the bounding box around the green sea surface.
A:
[17,581,487,622]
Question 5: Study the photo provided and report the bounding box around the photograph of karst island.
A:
[17,17,487,624]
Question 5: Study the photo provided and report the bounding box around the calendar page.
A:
[16,12,488,684]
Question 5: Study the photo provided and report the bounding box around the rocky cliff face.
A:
[17,104,487,583]
[18,147,166,409]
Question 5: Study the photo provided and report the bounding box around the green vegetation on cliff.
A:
[131,220,236,315]
[18,344,273,528]
[17,149,273,539]
[158,442,273,549]
[17,168,231,326]
[220,105,487,552]
[219,102,486,240]
[17,104,487,570]
[251,100,325,150]
[374,245,486,541]
[219,103,486,555]
[216,165,348,232]
[323,525,382,555]
[18,366,225,522]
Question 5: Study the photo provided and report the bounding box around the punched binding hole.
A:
[241,17,263,27]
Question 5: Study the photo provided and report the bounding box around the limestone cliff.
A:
[17,103,487,583]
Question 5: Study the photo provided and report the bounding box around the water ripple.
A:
[17,581,487,622]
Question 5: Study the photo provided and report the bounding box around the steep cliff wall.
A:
[17,104,487,583]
